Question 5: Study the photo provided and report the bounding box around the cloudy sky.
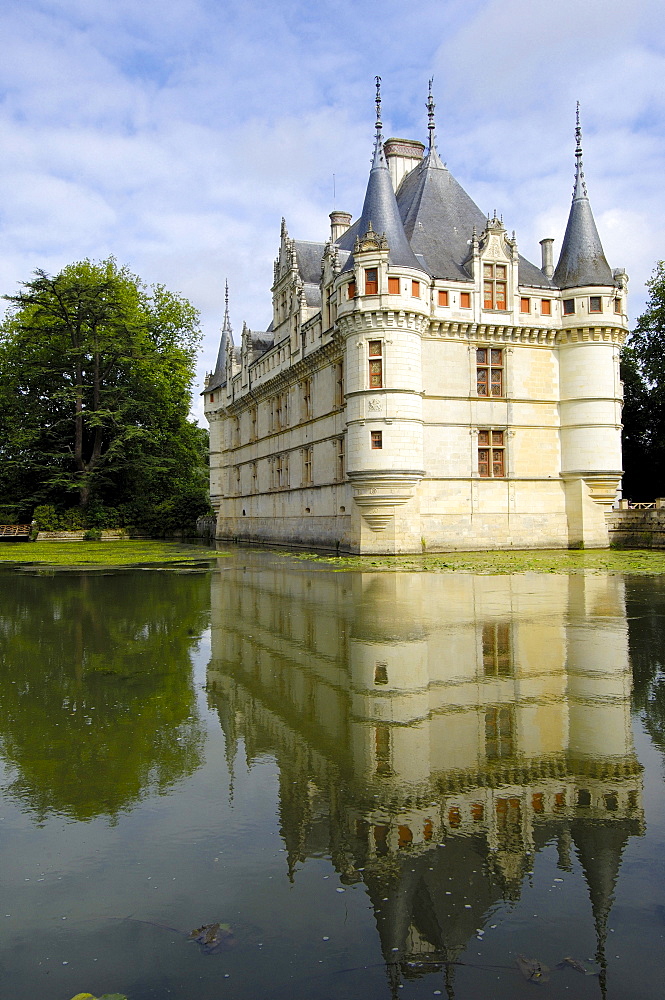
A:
[1,0,663,421]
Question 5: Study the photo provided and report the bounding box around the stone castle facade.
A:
[204,88,628,554]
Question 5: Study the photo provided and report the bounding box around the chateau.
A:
[204,85,629,554]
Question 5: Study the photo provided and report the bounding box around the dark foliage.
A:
[0,259,211,531]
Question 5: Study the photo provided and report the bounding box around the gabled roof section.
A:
[397,146,486,281]
[553,106,615,289]
[247,329,274,360]
[338,79,421,273]
[397,145,554,288]
[294,241,325,285]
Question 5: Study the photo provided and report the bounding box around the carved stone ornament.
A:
[354,221,389,255]
[351,474,422,532]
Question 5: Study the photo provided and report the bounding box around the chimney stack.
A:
[540,237,555,278]
[330,211,352,242]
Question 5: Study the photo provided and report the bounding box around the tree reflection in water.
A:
[0,568,208,822]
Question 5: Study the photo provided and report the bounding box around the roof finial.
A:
[375,75,382,135]
[222,279,231,332]
[574,101,588,199]
[427,78,436,151]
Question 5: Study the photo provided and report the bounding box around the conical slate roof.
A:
[208,281,233,391]
[553,109,615,289]
[338,114,421,272]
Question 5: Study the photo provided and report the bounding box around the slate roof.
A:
[304,284,321,309]
[337,139,421,272]
[336,142,553,288]
[294,241,325,284]
[553,149,615,288]
[206,296,233,392]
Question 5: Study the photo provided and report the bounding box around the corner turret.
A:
[553,105,615,289]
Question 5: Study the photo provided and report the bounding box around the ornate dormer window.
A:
[475,213,517,313]
[483,264,507,310]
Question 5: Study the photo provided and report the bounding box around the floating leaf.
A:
[188,922,234,954]
[556,956,599,976]
[516,954,550,983]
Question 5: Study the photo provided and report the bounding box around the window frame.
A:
[478,428,506,478]
[302,446,313,486]
[520,297,530,314]
[387,276,400,295]
[438,289,449,307]
[589,295,602,313]
[476,347,504,398]
[368,339,383,389]
[411,279,421,298]
[371,430,383,450]
[301,378,312,422]
[460,291,472,309]
[334,360,344,408]
[337,436,345,481]
[563,298,575,315]
[540,298,551,316]
[483,263,508,311]
[365,267,378,295]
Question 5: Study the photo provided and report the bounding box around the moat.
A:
[0,549,663,999]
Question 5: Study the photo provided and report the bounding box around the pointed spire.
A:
[553,104,614,289]
[573,101,588,199]
[343,79,421,271]
[427,78,436,152]
[223,279,230,330]
[213,280,233,384]
[371,75,385,169]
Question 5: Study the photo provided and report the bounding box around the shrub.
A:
[32,505,59,530]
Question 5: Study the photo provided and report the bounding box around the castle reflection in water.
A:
[206,559,643,990]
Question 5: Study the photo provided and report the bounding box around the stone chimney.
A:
[384,138,425,192]
[540,237,555,278]
[330,211,352,242]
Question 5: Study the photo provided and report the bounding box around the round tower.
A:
[334,78,428,554]
[554,107,629,547]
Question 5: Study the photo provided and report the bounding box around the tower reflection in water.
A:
[207,563,643,994]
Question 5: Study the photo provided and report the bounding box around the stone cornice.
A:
[556,326,626,346]
[427,320,558,345]
[338,309,429,337]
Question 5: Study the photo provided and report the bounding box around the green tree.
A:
[0,259,210,528]
[621,261,665,500]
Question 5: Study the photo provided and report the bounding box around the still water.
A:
[0,550,664,1000]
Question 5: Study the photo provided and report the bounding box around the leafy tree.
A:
[621,261,665,499]
[0,259,210,528]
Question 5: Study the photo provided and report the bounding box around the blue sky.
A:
[1,0,664,421]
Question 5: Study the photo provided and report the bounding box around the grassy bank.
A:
[287,547,665,575]
[0,539,221,567]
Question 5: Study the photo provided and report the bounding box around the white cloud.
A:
[0,0,663,424]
